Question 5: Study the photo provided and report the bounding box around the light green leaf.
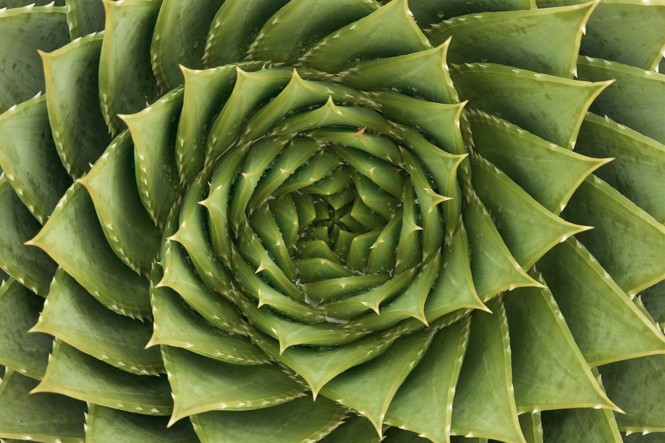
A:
[0,370,85,443]
[204,0,289,67]
[468,110,609,214]
[0,178,56,297]
[463,192,542,301]
[32,269,163,376]
[65,0,105,39]
[149,284,268,365]
[158,240,245,334]
[176,62,263,184]
[321,415,380,443]
[539,238,665,366]
[409,0,532,27]
[254,329,396,397]
[321,329,435,435]
[86,404,198,443]
[300,0,431,73]
[247,0,378,64]
[99,0,162,134]
[41,32,110,178]
[150,0,224,90]
[429,2,595,77]
[192,397,346,443]
[472,155,590,268]
[577,56,665,145]
[0,4,69,111]
[28,184,151,319]
[0,94,71,224]
[599,355,665,433]
[425,222,488,323]
[450,62,610,149]
[34,341,172,416]
[385,318,471,443]
[562,176,665,296]
[581,0,665,70]
[340,42,459,105]
[576,113,665,224]
[120,87,183,228]
[519,413,544,443]
[207,68,291,161]
[0,279,51,379]
[504,286,618,412]
[451,300,525,443]
[162,346,303,424]
[78,131,160,275]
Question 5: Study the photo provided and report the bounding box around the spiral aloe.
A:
[1,0,665,441]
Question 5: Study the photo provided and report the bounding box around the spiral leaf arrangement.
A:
[2,0,665,441]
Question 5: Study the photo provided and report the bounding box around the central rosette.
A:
[163,67,469,360]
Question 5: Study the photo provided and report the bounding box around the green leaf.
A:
[32,269,163,376]
[576,113,665,224]
[0,370,85,443]
[451,300,524,443]
[429,2,595,77]
[192,397,346,443]
[150,0,224,90]
[599,355,665,433]
[541,407,622,443]
[34,340,172,416]
[176,61,263,184]
[65,0,105,39]
[468,110,609,214]
[170,177,237,295]
[519,412,544,443]
[562,176,665,296]
[0,178,56,297]
[254,329,396,397]
[0,4,69,111]
[472,155,590,268]
[149,284,268,365]
[0,94,71,224]
[300,0,431,73]
[99,0,162,134]
[158,240,245,334]
[28,184,151,319]
[247,0,378,64]
[581,0,665,70]
[577,56,665,145]
[409,0,532,27]
[204,0,289,67]
[207,68,291,162]
[425,223,488,323]
[385,318,471,443]
[450,62,610,149]
[371,91,465,153]
[463,192,543,301]
[0,279,51,379]
[120,87,183,228]
[504,286,618,412]
[162,346,303,424]
[321,415,380,443]
[41,32,110,178]
[78,131,160,275]
[320,329,434,435]
[539,239,665,366]
[340,42,459,105]
[86,404,198,443]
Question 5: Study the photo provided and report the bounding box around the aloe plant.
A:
[1,0,665,441]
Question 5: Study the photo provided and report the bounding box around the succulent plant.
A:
[2,0,665,441]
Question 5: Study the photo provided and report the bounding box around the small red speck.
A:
[357,127,366,137]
